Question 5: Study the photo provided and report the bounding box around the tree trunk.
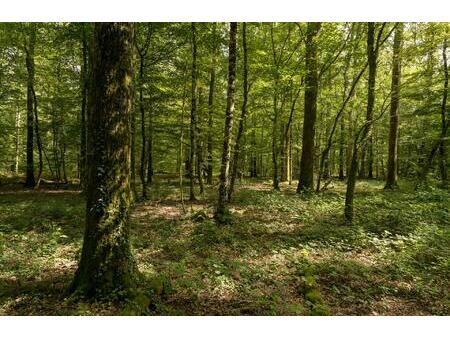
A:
[250,113,257,178]
[32,88,43,187]
[189,23,198,201]
[229,22,248,201]
[297,22,321,192]
[24,23,36,188]
[138,51,147,199]
[80,23,88,190]
[439,37,449,187]
[14,105,21,175]
[215,22,237,224]
[71,23,136,298]
[146,112,153,185]
[196,87,205,195]
[417,36,449,187]
[206,24,217,185]
[338,116,345,180]
[385,23,403,189]
[363,22,378,179]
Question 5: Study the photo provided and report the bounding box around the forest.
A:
[0,22,448,316]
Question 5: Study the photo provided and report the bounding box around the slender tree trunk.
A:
[32,88,43,187]
[439,37,449,187]
[229,22,248,201]
[215,22,237,224]
[272,91,280,190]
[189,23,198,201]
[206,24,217,185]
[138,53,147,199]
[24,23,36,188]
[71,23,136,298]
[363,22,378,179]
[385,23,403,189]
[250,113,257,178]
[417,36,449,188]
[196,88,205,195]
[338,116,345,180]
[146,111,153,185]
[316,62,368,192]
[297,22,321,192]
[14,105,21,175]
[80,23,88,190]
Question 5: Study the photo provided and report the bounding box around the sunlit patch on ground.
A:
[0,179,448,315]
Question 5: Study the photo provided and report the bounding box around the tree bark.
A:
[32,87,43,187]
[385,23,403,189]
[24,23,36,188]
[229,22,248,201]
[80,23,88,190]
[14,105,21,175]
[71,23,136,298]
[362,22,380,179]
[189,23,198,201]
[206,23,217,185]
[417,36,449,188]
[297,22,321,192]
[215,22,237,224]
[439,37,449,187]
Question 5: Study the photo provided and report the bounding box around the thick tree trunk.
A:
[297,22,321,192]
[24,23,36,188]
[229,22,248,201]
[71,23,136,298]
[385,23,403,189]
[189,23,198,201]
[215,22,237,224]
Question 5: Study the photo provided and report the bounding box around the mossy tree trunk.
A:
[297,22,321,192]
[71,23,136,298]
[385,23,403,190]
[215,22,237,224]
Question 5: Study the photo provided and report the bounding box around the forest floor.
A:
[0,177,449,315]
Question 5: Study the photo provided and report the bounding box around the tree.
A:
[71,23,136,297]
[136,23,153,199]
[297,22,321,192]
[228,22,249,201]
[361,23,385,179]
[79,23,89,190]
[385,23,404,190]
[438,36,449,187]
[344,23,395,224]
[215,22,237,224]
[24,23,36,188]
[189,23,198,201]
[206,23,218,185]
